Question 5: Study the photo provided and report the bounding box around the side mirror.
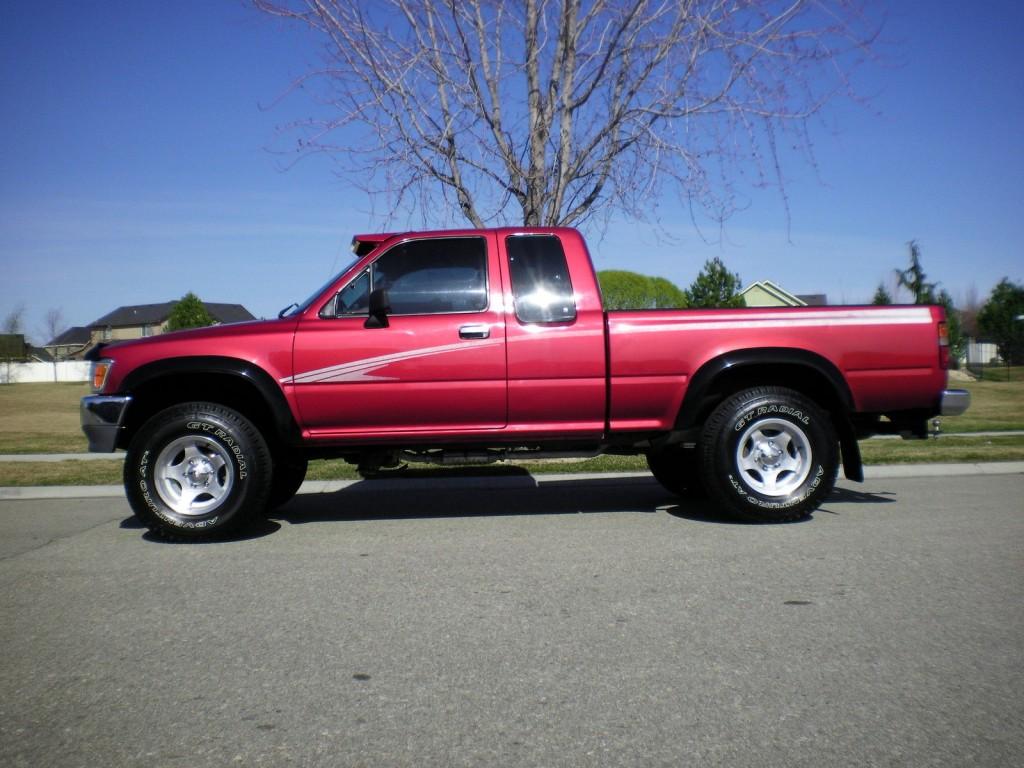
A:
[365,288,391,328]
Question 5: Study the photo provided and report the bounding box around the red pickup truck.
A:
[82,227,968,538]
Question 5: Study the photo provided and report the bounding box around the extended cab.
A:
[82,227,969,538]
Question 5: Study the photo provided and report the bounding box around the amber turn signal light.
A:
[91,361,112,392]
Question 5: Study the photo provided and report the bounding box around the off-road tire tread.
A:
[700,386,838,524]
[124,402,272,540]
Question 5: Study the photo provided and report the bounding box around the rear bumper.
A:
[940,389,971,416]
[81,395,132,453]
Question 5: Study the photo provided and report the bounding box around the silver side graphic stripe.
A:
[284,338,504,384]
[615,307,934,334]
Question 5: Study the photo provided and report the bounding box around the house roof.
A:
[89,301,256,328]
[204,303,257,323]
[47,326,92,347]
[739,280,807,307]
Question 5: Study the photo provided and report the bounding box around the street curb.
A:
[862,462,1024,479]
[1,464,1021,501]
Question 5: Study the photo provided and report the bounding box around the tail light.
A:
[937,321,950,370]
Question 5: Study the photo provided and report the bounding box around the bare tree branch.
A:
[254,0,877,231]
[2,304,26,335]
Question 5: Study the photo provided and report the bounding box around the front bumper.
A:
[940,389,971,416]
[81,395,132,453]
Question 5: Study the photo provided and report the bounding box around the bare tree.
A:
[254,0,877,229]
[1,304,27,385]
[43,308,67,347]
[958,283,981,340]
[2,304,26,335]
[40,308,69,380]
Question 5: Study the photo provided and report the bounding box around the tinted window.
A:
[374,238,487,315]
[506,235,577,323]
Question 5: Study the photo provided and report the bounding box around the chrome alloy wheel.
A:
[735,418,812,497]
[154,435,235,516]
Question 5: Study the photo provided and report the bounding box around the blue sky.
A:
[2,1,1022,341]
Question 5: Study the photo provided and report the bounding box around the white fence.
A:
[0,361,91,384]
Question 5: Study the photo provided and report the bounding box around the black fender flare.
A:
[679,348,862,482]
[120,356,301,445]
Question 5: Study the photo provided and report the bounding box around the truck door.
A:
[291,234,507,437]
[500,233,607,438]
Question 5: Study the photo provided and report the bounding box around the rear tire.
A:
[124,402,272,539]
[700,387,838,523]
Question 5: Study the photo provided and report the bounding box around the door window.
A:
[334,237,488,316]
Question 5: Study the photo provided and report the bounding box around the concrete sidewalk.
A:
[1,462,1022,501]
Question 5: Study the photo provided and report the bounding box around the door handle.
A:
[459,324,490,340]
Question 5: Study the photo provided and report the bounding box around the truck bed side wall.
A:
[605,306,946,432]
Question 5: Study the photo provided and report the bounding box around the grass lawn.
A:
[0,460,125,487]
[939,376,1024,432]
[0,382,91,454]
[972,365,1024,383]
[1,377,1022,486]
[858,435,1024,464]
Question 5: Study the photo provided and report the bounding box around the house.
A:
[27,346,53,363]
[740,280,827,308]
[87,301,256,348]
[44,326,92,361]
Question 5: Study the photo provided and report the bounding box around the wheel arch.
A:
[117,356,300,451]
[678,348,862,481]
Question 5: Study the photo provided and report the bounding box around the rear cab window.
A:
[505,235,577,324]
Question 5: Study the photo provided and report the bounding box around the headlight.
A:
[90,360,113,392]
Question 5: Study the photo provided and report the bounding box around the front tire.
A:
[124,402,272,539]
[700,387,838,523]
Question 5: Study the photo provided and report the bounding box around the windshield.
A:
[281,256,359,318]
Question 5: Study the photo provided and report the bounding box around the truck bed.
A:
[606,305,946,433]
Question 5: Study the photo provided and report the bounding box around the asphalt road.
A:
[1,473,1022,768]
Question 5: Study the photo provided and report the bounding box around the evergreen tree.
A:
[165,293,215,332]
[686,258,744,309]
[871,284,892,305]
[896,240,938,304]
